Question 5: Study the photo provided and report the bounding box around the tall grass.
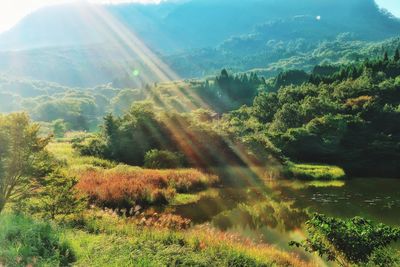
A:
[76,165,218,208]
[0,214,73,266]
[65,210,312,267]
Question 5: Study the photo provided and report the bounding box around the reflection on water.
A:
[169,174,400,260]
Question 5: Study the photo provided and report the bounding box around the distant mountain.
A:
[0,0,399,86]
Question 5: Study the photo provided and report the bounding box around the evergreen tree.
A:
[383,51,389,61]
[394,48,400,62]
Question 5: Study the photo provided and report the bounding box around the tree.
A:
[0,113,51,213]
[383,51,389,61]
[290,214,400,266]
[394,48,400,62]
[52,119,67,138]
[144,149,183,169]
[34,171,86,219]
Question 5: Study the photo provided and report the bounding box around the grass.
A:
[171,189,220,205]
[46,142,116,171]
[0,214,73,267]
[170,193,202,205]
[284,162,346,180]
[0,211,312,267]
[76,165,218,208]
[63,210,311,267]
[38,140,312,266]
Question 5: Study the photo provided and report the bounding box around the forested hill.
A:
[0,0,398,52]
[0,0,399,87]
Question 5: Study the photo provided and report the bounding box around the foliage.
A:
[0,213,74,266]
[227,55,400,177]
[144,149,184,169]
[74,102,277,170]
[0,113,52,213]
[290,214,400,266]
[30,171,86,220]
[284,163,346,180]
[52,119,68,138]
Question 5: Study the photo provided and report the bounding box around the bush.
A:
[284,162,346,180]
[0,214,74,266]
[290,213,400,266]
[144,149,184,169]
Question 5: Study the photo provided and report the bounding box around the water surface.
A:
[168,174,400,263]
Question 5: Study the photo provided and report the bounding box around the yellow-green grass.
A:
[170,193,202,206]
[170,189,220,206]
[285,163,346,180]
[47,142,116,171]
[63,210,312,267]
[0,214,72,267]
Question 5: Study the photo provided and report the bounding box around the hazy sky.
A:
[0,0,398,33]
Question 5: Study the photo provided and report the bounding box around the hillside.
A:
[0,0,399,87]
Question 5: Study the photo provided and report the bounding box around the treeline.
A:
[73,52,400,177]
[73,102,279,181]
[0,76,147,133]
[193,70,266,113]
[223,54,400,177]
[272,49,400,90]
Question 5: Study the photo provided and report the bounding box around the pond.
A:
[166,171,400,264]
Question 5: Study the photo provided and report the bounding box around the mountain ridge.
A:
[0,0,399,86]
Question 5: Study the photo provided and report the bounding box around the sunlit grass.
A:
[47,142,116,170]
[170,193,202,206]
[0,214,72,266]
[307,180,345,188]
[63,210,312,267]
[285,163,346,180]
[76,166,218,208]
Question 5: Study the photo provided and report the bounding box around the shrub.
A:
[144,149,184,169]
[0,214,74,266]
[30,171,87,220]
[290,213,400,266]
[72,136,107,158]
[284,162,346,180]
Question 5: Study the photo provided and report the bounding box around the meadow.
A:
[4,140,305,266]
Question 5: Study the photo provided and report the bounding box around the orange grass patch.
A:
[77,167,218,208]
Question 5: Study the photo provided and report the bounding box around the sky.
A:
[0,0,398,33]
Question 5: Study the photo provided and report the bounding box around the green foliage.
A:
[290,214,400,266]
[31,171,86,220]
[52,119,67,138]
[144,149,184,169]
[284,163,346,180]
[110,89,147,115]
[228,56,400,177]
[0,214,74,266]
[0,113,52,213]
